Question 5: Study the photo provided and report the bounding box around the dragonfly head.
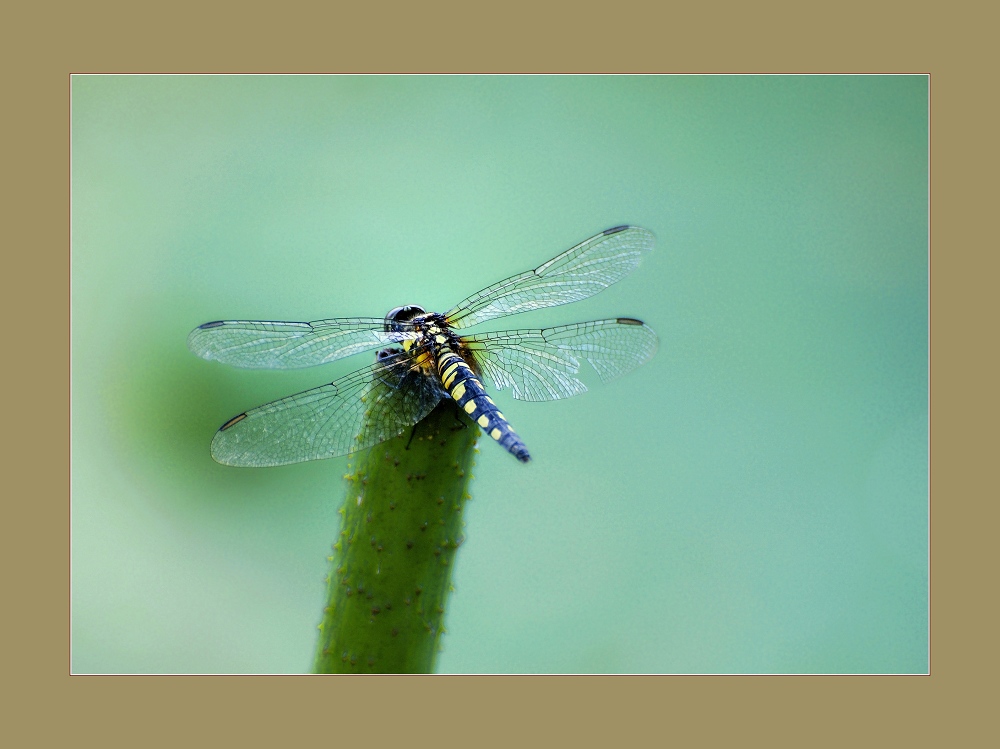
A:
[384,304,426,331]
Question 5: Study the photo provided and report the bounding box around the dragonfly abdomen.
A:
[437,350,531,463]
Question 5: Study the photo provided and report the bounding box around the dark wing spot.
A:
[616,317,644,326]
[219,413,248,431]
[199,320,226,329]
[603,225,630,235]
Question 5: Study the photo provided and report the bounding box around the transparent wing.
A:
[464,318,658,402]
[445,226,654,329]
[210,348,446,467]
[187,317,416,369]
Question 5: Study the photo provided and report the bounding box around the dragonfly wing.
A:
[445,226,654,329]
[187,317,414,369]
[464,318,658,402]
[210,348,446,466]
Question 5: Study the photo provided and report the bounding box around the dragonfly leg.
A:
[450,411,469,432]
[404,425,419,451]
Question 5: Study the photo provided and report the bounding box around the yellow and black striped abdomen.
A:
[437,350,530,463]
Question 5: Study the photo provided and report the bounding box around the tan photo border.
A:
[10,0,987,743]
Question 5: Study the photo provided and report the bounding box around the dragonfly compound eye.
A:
[384,305,426,331]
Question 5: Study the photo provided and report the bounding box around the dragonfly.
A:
[188,225,658,466]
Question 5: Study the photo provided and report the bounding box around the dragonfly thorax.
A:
[383,307,467,376]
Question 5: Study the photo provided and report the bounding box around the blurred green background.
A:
[71,75,927,674]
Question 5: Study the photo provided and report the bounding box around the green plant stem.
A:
[313,399,478,673]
